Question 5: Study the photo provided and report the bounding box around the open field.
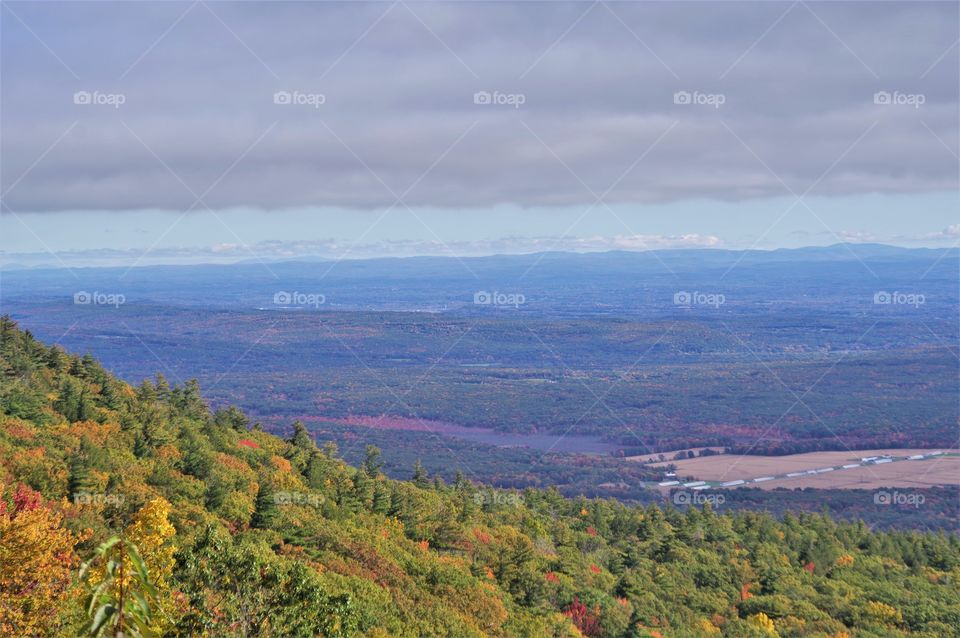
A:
[645,449,960,490]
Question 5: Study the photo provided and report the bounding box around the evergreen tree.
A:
[305,451,330,490]
[454,472,476,519]
[289,420,314,450]
[353,470,372,509]
[287,420,316,474]
[175,378,206,419]
[213,406,249,432]
[333,474,360,515]
[362,445,383,478]
[67,448,96,497]
[432,504,462,549]
[387,489,405,518]
[412,459,429,488]
[371,482,391,515]
[251,483,278,529]
[54,377,87,422]
[154,373,172,403]
[136,378,158,403]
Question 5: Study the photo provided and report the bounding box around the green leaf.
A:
[89,603,115,636]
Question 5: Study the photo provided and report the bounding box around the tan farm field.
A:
[640,449,960,490]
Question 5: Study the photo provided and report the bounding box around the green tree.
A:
[79,537,160,638]
[412,459,429,488]
[174,527,355,637]
[55,377,93,422]
[362,445,383,478]
[251,483,278,529]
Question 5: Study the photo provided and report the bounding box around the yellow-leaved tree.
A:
[747,611,779,636]
[80,495,177,637]
[125,497,177,630]
[0,483,78,636]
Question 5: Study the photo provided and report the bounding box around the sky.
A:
[1,1,957,267]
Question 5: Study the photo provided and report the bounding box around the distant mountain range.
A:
[3,244,957,313]
[2,243,957,273]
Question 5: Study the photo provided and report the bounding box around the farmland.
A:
[646,449,960,490]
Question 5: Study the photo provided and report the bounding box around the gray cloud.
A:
[1,1,956,212]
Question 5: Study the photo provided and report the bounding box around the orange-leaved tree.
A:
[0,482,79,636]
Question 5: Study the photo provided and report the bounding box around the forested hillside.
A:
[1,316,958,637]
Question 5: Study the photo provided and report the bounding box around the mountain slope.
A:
[1,316,958,637]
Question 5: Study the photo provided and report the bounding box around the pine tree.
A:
[137,402,176,451]
[372,482,391,515]
[136,378,158,403]
[289,420,314,450]
[432,504,462,549]
[333,474,360,514]
[154,373,172,403]
[45,346,70,373]
[412,459,429,488]
[214,406,249,432]
[133,431,150,458]
[387,489,406,519]
[251,483,278,529]
[305,451,329,490]
[177,378,206,418]
[288,421,316,474]
[55,377,92,422]
[67,448,96,497]
[353,470,372,509]
[452,471,476,521]
[363,445,383,478]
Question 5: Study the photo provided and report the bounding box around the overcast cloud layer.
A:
[2,1,957,215]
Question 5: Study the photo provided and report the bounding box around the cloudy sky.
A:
[1,1,957,266]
